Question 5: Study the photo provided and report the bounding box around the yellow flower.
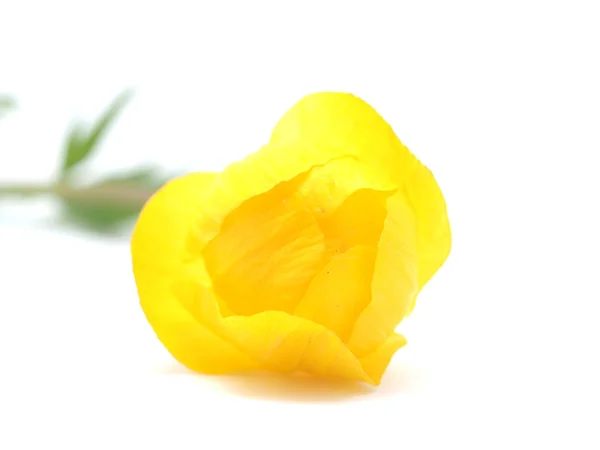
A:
[131,92,451,385]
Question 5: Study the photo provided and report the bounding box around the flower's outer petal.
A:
[172,275,404,385]
[172,278,375,383]
[358,333,407,385]
[270,91,451,296]
[348,192,419,356]
[293,245,376,343]
[270,92,413,183]
[131,173,259,373]
[405,163,452,292]
[223,311,373,384]
[297,157,396,220]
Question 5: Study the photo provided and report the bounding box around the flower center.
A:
[202,170,389,318]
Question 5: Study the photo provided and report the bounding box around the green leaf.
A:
[60,89,134,176]
[62,123,89,170]
[59,168,171,233]
[0,95,16,115]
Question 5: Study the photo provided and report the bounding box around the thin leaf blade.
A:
[60,89,134,176]
[62,123,89,172]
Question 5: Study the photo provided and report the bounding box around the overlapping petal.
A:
[271,92,451,295]
[347,191,419,356]
[131,173,257,373]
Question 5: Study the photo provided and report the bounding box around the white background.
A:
[1,0,599,448]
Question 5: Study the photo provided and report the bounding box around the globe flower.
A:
[131,92,451,385]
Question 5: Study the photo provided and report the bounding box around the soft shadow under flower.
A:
[154,361,427,403]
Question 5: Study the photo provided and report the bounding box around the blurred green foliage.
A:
[61,90,134,177]
[0,95,16,114]
[0,90,169,234]
[60,168,170,233]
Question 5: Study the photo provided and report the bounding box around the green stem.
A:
[0,182,154,205]
[0,184,52,197]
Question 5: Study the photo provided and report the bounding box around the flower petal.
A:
[170,276,375,384]
[317,187,391,253]
[296,156,396,219]
[405,163,452,290]
[131,173,258,373]
[223,312,373,383]
[172,274,406,385]
[293,245,376,343]
[358,333,407,385]
[187,143,340,254]
[270,91,451,297]
[270,92,412,182]
[202,175,327,316]
[188,92,399,256]
[348,191,419,356]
